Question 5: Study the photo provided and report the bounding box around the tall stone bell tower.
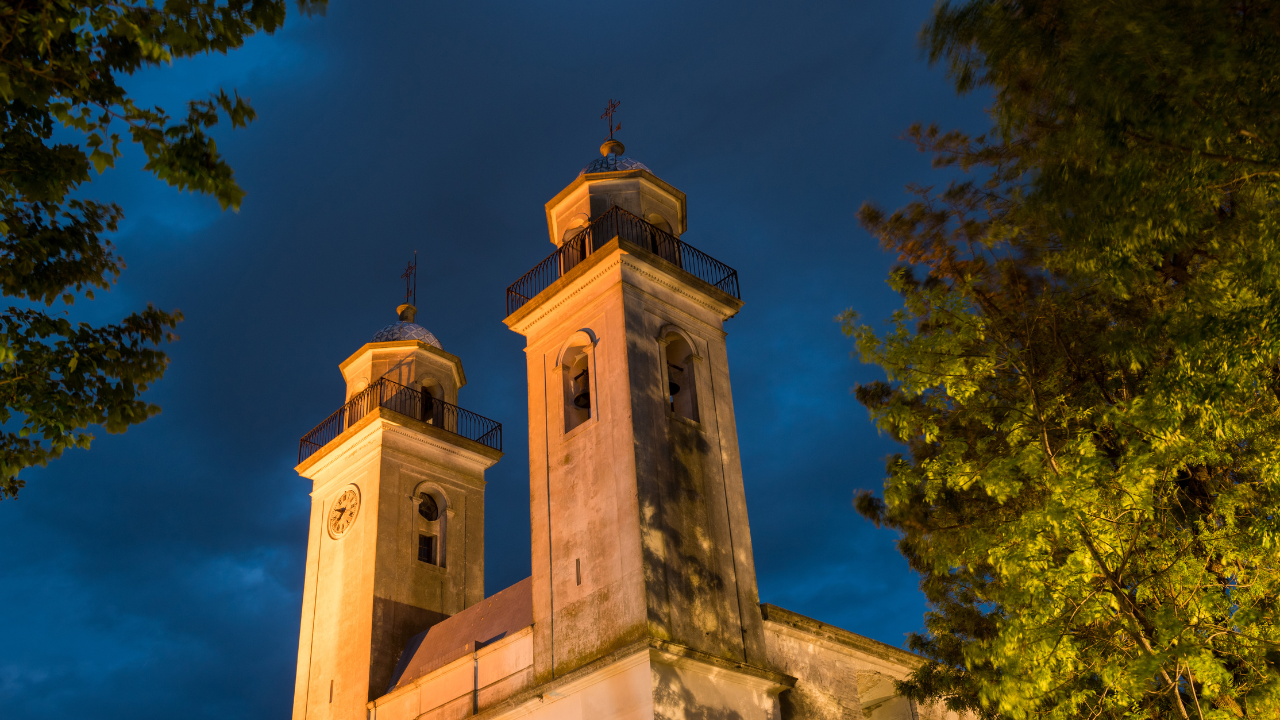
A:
[291,304,503,720]
[505,138,788,717]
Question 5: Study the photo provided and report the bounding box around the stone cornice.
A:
[389,450,487,492]
[295,407,501,479]
[543,170,687,244]
[506,252,625,336]
[648,638,796,691]
[381,421,501,468]
[620,251,741,320]
[338,341,467,389]
[760,603,923,668]
[624,284,728,340]
[453,636,792,720]
[381,433,491,488]
[307,440,383,499]
[504,239,742,337]
[296,405,387,478]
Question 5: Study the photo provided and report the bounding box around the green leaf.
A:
[0,0,328,500]
[852,2,1280,717]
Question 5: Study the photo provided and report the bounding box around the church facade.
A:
[291,140,964,720]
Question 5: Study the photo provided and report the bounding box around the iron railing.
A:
[506,206,741,316]
[298,378,502,463]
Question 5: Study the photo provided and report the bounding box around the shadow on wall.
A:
[776,682,863,720]
[639,403,736,660]
[652,662,747,720]
[778,670,923,720]
[859,671,921,720]
[371,599,450,700]
[633,315,751,665]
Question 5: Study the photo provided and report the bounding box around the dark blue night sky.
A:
[0,2,986,717]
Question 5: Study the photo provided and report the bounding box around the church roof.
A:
[371,321,442,349]
[385,577,533,693]
[579,154,650,175]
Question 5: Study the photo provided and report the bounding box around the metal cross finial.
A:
[401,251,417,306]
[601,99,621,140]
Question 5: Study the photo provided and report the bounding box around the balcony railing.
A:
[506,206,741,316]
[298,377,502,463]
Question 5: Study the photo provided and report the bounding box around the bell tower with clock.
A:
[287,130,967,720]
[290,303,503,720]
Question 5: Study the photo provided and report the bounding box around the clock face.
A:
[328,486,361,538]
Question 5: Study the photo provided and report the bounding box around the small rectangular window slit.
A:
[419,534,436,564]
[576,558,582,586]
[329,679,333,703]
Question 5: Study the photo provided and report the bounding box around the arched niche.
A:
[560,212,590,245]
[347,376,370,402]
[557,329,598,434]
[411,482,450,568]
[658,324,700,423]
[415,376,448,429]
[644,212,681,265]
[646,212,673,235]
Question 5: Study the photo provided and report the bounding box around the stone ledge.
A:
[760,603,923,667]
[462,636,794,720]
[649,638,796,690]
[296,406,502,477]
[504,237,743,333]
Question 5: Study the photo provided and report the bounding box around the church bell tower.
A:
[505,138,778,709]
[287,130,944,720]
[291,304,503,720]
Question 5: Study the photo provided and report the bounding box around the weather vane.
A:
[601,99,621,141]
[401,251,417,306]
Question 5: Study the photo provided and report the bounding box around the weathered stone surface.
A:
[292,335,501,720]
[388,577,534,692]
[294,151,975,720]
[508,233,763,680]
[543,167,687,247]
[762,604,968,720]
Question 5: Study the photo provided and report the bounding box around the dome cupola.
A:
[371,304,442,349]
[580,139,650,175]
[546,138,686,247]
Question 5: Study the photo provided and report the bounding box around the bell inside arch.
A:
[667,363,684,398]
[572,369,590,409]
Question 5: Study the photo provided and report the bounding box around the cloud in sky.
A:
[0,1,987,718]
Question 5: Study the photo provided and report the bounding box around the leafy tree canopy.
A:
[848,1,1280,718]
[0,0,323,499]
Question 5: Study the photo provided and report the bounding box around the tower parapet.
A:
[291,305,502,720]
[544,139,688,248]
[505,140,780,714]
[293,136,963,720]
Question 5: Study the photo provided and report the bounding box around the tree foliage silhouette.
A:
[0,0,325,499]
[849,1,1280,717]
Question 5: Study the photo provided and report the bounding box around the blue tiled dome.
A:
[372,322,442,349]
[580,154,650,175]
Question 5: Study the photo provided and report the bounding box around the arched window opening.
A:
[663,333,698,422]
[645,213,680,266]
[646,213,672,234]
[418,534,436,564]
[419,382,447,429]
[562,344,592,433]
[561,214,591,274]
[562,222,588,245]
[418,493,439,521]
[415,489,446,567]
